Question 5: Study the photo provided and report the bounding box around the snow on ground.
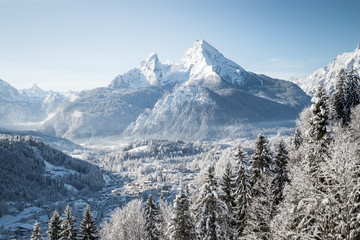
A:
[44,160,78,177]
[0,207,45,231]
[128,145,149,153]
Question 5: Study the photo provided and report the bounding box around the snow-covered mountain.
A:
[293,44,360,96]
[20,83,50,98]
[0,79,77,129]
[0,79,46,124]
[41,87,164,139]
[44,40,309,141]
[125,84,302,141]
[110,40,263,91]
[0,79,22,101]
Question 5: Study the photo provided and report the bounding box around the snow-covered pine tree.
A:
[60,204,78,240]
[306,85,332,181]
[249,133,272,188]
[219,162,236,240]
[78,205,99,240]
[271,140,290,208]
[243,173,273,240]
[292,128,303,150]
[243,136,273,240]
[194,166,227,240]
[220,162,235,211]
[31,220,44,240]
[168,185,195,240]
[144,194,161,240]
[344,67,360,124]
[309,85,331,143]
[47,210,61,240]
[332,69,347,125]
[233,146,251,238]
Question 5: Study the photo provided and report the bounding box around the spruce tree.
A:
[243,135,274,239]
[47,210,61,240]
[344,67,360,124]
[194,166,227,240]
[220,162,235,211]
[243,174,273,240]
[292,128,303,150]
[306,85,332,180]
[78,205,99,240]
[271,140,290,209]
[168,185,195,240]
[219,162,236,240]
[31,220,44,240]
[250,133,271,187]
[233,146,251,238]
[332,69,347,124]
[309,85,331,142]
[144,194,160,240]
[60,204,78,240]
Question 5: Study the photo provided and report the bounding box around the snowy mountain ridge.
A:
[110,40,262,91]
[0,79,22,101]
[293,44,360,96]
[0,80,78,129]
[20,83,50,98]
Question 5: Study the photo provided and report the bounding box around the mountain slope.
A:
[0,134,104,203]
[293,44,360,95]
[0,79,77,130]
[41,86,164,139]
[0,79,22,101]
[124,85,302,140]
[0,79,46,124]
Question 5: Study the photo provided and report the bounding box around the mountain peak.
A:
[180,39,221,66]
[140,52,162,86]
[357,43,360,51]
[22,83,48,97]
[193,39,218,52]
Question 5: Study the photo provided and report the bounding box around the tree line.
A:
[30,204,99,240]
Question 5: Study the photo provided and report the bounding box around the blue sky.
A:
[0,0,359,91]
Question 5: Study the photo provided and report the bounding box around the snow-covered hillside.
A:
[0,134,104,203]
[293,44,360,95]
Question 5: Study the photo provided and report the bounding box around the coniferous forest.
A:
[29,68,360,239]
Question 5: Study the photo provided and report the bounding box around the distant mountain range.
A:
[7,40,359,141]
[0,80,77,129]
[291,44,360,96]
[0,40,312,141]
[41,40,310,140]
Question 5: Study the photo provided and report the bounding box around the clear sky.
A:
[0,0,359,92]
